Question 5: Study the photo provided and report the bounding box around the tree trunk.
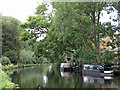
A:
[93,40,101,63]
[97,50,101,64]
[82,35,89,51]
[92,6,101,63]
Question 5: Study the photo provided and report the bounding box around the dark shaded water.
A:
[8,64,120,88]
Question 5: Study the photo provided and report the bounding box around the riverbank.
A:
[0,69,19,89]
[1,64,41,71]
[0,63,52,89]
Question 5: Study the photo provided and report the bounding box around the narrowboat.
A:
[60,63,73,72]
[83,64,113,76]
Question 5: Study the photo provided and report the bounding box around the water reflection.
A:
[82,75,120,88]
[60,71,72,77]
[17,68,21,73]
[83,76,111,84]
[49,64,53,73]
[43,75,48,87]
[9,65,120,88]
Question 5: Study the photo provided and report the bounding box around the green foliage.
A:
[0,69,19,89]
[20,40,36,53]
[113,56,120,65]
[50,2,118,63]
[20,49,47,64]
[35,4,48,15]
[3,50,18,64]
[19,30,31,41]
[21,49,34,64]
[101,51,116,64]
[34,56,48,64]
[19,2,119,64]
[1,56,11,66]
[2,16,22,62]
[19,3,50,47]
[72,48,98,64]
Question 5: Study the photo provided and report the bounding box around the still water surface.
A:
[8,64,120,88]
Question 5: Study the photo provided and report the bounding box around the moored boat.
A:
[83,64,113,76]
[60,63,73,72]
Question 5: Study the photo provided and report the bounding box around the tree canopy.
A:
[20,2,119,64]
[2,16,22,63]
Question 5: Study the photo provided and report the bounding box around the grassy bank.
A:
[0,69,19,89]
[2,64,41,71]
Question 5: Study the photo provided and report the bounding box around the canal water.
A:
[8,64,120,88]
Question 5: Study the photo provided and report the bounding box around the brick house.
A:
[100,37,111,52]
[100,36,118,52]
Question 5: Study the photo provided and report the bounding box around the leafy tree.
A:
[112,2,120,61]
[20,41,34,51]
[20,3,50,46]
[51,2,118,63]
[20,3,53,62]
[20,2,118,64]
[21,49,48,64]
[0,14,2,58]
[2,16,22,63]
[101,51,117,64]
[21,50,34,64]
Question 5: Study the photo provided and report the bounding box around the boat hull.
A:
[83,64,113,76]
[60,63,73,72]
[83,70,113,77]
[60,67,73,72]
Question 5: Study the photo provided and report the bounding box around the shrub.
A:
[2,56,11,66]
[34,56,47,64]
[21,49,35,64]
[0,69,19,89]
[3,50,18,64]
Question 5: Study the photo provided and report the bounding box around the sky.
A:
[0,0,118,25]
[0,0,44,22]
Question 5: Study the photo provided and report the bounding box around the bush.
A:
[0,69,19,89]
[34,56,48,64]
[3,50,18,64]
[21,49,48,64]
[21,49,35,64]
[2,56,11,66]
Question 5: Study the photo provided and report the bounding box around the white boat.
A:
[83,64,113,76]
[60,63,73,72]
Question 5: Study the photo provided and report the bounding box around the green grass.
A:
[0,69,19,89]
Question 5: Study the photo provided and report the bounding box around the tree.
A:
[101,51,117,64]
[51,2,118,63]
[20,3,50,45]
[20,2,118,63]
[20,3,55,62]
[0,14,2,58]
[21,49,34,64]
[2,16,21,63]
